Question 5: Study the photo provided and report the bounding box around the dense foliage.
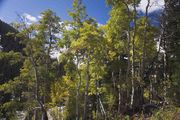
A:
[0,0,179,119]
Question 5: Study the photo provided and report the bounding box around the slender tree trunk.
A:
[41,109,48,120]
[122,1,131,108]
[95,80,99,119]
[161,10,168,102]
[99,97,106,119]
[34,109,38,120]
[33,63,48,120]
[76,81,80,120]
[141,0,150,79]
[41,30,53,120]
[33,65,39,102]
[111,71,116,91]
[149,79,153,103]
[141,0,150,106]
[159,6,168,104]
[163,47,168,103]
[83,54,90,120]
[118,88,121,113]
[130,0,137,109]
[118,68,121,113]
[76,55,82,120]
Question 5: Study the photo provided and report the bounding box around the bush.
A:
[150,106,180,120]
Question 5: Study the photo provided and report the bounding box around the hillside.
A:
[0,20,22,52]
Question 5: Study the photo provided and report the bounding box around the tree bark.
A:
[95,79,99,119]
[130,0,137,109]
[141,0,150,79]
[83,54,90,120]
[118,68,121,113]
[122,1,131,108]
[76,55,82,120]
[111,71,116,91]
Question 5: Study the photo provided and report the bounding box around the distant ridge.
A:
[0,19,18,34]
[0,19,23,52]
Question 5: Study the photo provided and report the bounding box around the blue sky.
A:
[0,0,164,24]
[0,0,111,24]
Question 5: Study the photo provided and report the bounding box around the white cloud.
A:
[138,0,164,13]
[38,15,43,19]
[23,13,38,23]
[97,23,103,27]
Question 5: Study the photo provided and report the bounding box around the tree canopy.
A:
[0,0,180,119]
